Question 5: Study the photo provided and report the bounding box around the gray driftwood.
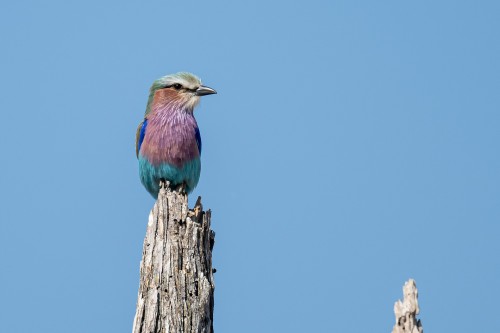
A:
[132,181,215,333]
[392,279,423,333]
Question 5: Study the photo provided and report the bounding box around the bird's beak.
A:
[195,85,217,96]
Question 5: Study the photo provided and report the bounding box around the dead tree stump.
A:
[392,279,423,333]
[132,181,215,333]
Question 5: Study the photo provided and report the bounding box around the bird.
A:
[136,72,216,198]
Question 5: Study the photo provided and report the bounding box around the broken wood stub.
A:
[132,181,215,333]
[392,279,423,333]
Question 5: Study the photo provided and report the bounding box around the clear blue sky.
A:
[1,1,499,332]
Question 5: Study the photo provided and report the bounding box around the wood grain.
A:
[132,181,215,333]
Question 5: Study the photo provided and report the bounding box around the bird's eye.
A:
[172,83,182,90]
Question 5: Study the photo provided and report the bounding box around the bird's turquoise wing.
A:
[136,119,148,157]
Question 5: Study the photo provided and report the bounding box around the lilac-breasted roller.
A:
[136,72,216,198]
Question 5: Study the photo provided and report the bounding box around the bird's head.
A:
[145,72,216,115]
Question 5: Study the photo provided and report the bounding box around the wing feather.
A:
[135,119,148,157]
[195,126,202,154]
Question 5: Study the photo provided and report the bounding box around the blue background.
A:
[1,1,499,332]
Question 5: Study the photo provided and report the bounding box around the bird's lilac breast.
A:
[139,109,200,168]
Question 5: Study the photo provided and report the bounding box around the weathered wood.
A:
[132,181,215,333]
[392,279,423,333]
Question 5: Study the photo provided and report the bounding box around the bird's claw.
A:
[159,179,171,193]
[176,182,187,194]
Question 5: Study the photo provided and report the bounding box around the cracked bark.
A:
[132,181,215,333]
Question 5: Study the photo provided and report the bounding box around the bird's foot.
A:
[175,182,187,194]
[159,179,171,192]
